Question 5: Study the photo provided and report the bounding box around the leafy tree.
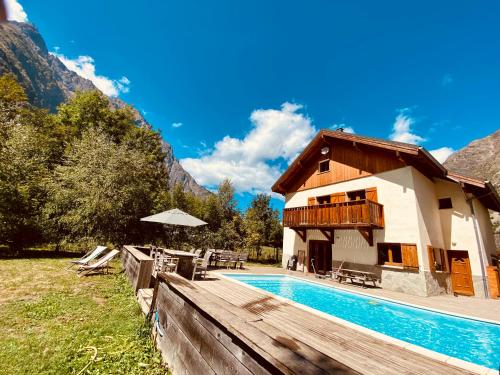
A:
[55,90,136,142]
[0,118,54,250]
[243,194,282,260]
[44,129,169,246]
[0,76,57,251]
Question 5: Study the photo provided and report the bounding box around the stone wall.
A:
[379,268,428,296]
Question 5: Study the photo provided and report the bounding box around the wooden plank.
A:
[193,277,474,375]
[161,274,357,375]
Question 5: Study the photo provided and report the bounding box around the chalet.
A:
[272,129,500,298]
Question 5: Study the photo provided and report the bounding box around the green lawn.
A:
[0,257,165,374]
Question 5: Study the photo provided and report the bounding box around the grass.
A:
[0,257,166,374]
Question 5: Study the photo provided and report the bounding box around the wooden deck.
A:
[143,273,477,375]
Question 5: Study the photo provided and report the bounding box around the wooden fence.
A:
[121,245,154,292]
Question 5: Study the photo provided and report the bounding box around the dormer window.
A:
[318,160,330,173]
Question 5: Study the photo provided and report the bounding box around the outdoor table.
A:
[161,249,198,280]
[337,268,377,287]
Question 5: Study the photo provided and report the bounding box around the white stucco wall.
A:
[411,169,446,271]
[473,199,496,265]
[434,179,483,275]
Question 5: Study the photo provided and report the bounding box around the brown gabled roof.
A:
[271,129,446,193]
[271,129,500,212]
[446,172,500,212]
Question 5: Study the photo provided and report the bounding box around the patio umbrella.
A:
[140,208,207,227]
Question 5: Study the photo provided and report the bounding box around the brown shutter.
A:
[440,249,447,272]
[402,244,419,268]
[427,246,436,272]
[330,192,345,203]
[365,187,378,202]
[308,197,316,206]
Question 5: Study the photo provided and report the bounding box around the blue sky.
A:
[7,1,500,211]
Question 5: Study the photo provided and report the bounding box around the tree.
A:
[243,194,282,260]
[55,90,136,142]
[0,122,53,250]
[0,76,55,251]
[44,129,169,246]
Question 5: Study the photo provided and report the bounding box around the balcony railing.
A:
[283,199,384,228]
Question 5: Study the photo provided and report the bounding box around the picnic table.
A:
[336,268,377,288]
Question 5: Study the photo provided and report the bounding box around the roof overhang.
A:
[446,172,500,212]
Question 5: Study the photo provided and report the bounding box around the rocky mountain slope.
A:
[0,21,208,196]
[444,130,500,191]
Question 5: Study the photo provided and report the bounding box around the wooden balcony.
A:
[283,200,384,245]
[284,199,384,228]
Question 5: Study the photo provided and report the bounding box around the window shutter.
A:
[427,246,436,272]
[330,192,345,203]
[402,244,419,268]
[308,197,316,206]
[365,187,378,202]
[440,249,447,272]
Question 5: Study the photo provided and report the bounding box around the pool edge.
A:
[218,272,498,375]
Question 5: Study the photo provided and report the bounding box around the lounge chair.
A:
[192,250,213,280]
[77,249,119,277]
[67,246,107,269]
[332,260,345,281]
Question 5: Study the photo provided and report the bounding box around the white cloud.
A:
[429,146,454,163]
[172,122,183,128]
[5,0,28,22]
[389,108,425,144]
[50,53,130,97]
[180,102,316,194]
[330,123,355,134]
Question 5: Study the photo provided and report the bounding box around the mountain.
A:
[444,130,500,191]
[0,21,209,196]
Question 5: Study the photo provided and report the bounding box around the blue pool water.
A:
[225,274,500,370]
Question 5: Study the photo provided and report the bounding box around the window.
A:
[378,243,402,266]
[438,198,452,209]
[428,246,447,272]
[316,195,331,205]
[318,159,330,173]
[378,243,419,268]
[347,189,366,201]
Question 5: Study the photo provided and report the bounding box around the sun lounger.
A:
[67,246,107,269]
[77,249,119,277]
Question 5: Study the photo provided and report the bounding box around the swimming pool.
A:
[224,274,500,370]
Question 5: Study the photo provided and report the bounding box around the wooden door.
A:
[308,240,332,275]
[448,250,474,296]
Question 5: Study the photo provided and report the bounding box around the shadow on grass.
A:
[0,249,84,260]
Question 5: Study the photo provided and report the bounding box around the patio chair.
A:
[192,250,213,280]
[160,256,179,274]
[67,246,107,270]
[194,249,202,257]
[77,249,119,277]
